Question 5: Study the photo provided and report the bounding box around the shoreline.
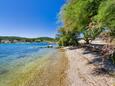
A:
[1,47,115,86]
[0,48,68,86]
[65,47,115,86]
[24,49,68,86]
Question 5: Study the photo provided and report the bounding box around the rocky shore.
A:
[23,48,115,86]
[65,47,115,86]
[2,47,115,86]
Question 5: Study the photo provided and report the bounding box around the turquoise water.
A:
[0,43,57,86]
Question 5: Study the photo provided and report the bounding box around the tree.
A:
[58,0,115,64]
[94,0,115,41]
[57,27,79,46]
[59,0,104,44]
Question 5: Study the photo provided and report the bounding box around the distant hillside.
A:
[0,36,28,40]
[0,36,56,43]
[35,37,56,42]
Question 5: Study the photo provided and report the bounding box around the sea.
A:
[0,42,57,86]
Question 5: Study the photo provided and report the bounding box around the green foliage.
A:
[83,28,103,41]
[94,0,115,37]
[59,0,105,44]
[0,36,28,41]
[60,0,89,31]
[35,37,56,42]
[57,27,79,46]
[0,36,56,43]
[58,0,115,65]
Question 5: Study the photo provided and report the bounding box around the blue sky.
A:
[0,0,65,38]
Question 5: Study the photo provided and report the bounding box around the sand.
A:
[65,47,115,86]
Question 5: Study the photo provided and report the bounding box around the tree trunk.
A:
[85,38,90,44]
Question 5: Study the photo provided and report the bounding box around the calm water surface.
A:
[0,43,57,86]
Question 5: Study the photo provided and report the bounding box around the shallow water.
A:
[0,43,57,86]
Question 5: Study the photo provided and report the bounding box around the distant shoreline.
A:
[0,36,56,44]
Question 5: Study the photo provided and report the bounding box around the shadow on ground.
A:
[69,44,115,76]
[83,44,115,76]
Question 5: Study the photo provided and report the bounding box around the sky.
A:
[0,0,65,38]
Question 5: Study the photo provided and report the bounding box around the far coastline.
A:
[0,36,57,44]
